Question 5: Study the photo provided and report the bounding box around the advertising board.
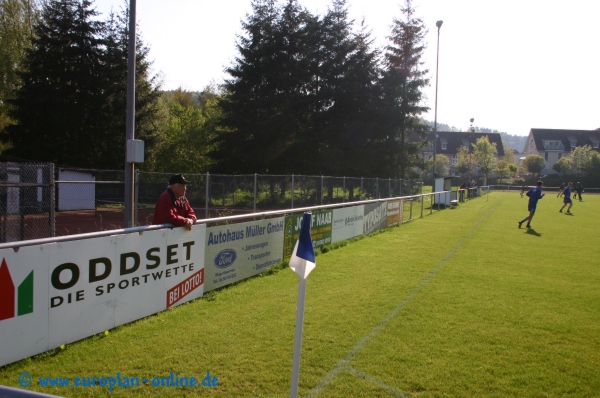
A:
[331,206,365,243]
[0,225,206,366]
[204,218,285,292]
[283,210,332,259]
[363,202,388,235]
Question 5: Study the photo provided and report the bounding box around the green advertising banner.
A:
[283,209,333,259]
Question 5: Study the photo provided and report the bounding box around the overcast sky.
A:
[93,0,599,137]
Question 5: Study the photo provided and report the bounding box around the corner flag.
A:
[289,212,315,398]
[289,212,316,279]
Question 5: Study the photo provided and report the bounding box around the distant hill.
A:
[498,132,527,153]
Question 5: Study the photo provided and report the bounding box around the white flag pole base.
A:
[290,274,307,398]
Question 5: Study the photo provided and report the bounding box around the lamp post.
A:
[432,20,443,189]
[469,118,473,184]
[124,0,137,228]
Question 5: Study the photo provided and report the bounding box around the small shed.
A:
[433,177,455,206]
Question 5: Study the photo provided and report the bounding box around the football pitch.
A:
[1,191,599,397]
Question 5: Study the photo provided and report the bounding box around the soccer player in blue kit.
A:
[559,182,574,214]
[518,180,545,229]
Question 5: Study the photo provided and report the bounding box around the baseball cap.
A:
[169,174,191,185]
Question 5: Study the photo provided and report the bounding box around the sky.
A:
[92,0,599,137]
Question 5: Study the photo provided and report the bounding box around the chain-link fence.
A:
[1,163,423,241]
[205,174,423,212]
[0,162,54,243]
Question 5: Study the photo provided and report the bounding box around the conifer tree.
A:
[380,0,430,179]
[216,0,282,173]
[7,0,160,169]
[101,4,161,169]
[7,0,105,165]
[315,3,382,176]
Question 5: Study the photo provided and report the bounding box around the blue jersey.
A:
[526,187,543,206]
[563,186,572,203]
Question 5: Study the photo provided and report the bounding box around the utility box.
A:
[126,139,145,163]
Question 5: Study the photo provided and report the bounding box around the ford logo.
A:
[214,249,237,269]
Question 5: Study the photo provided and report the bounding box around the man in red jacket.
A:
[152,174,196,230]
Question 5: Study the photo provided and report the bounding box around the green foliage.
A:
[5,0,160,168]
[495,159,511,180]
[570,144,599,175]
[101,4,162,168]
[426,153,449,177]
[215,0,429,178]
[0,0,42,140]
[472,136,498,182]
[145,88,219,173]
[552,145,600,186]
[502,141,515,164]
[455,145,472,175]
[553,156,573,174]
[379,0,430,179]
[522,154,545,175]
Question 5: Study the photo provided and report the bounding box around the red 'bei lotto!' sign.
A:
[166,269,204,308]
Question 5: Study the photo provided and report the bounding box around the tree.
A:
[522,154,545,176]
[426,154,448,178]
[7,0,106,166]
[311,1,382,176]
[145,88,219,173]
[455,145,472,178]
[502,141,515,165]
[553,157,573,175]
[495,159,511,182]
[101,4,162,169]
[216,0,384,176]
[570,144,598,176]
[379,0,430,179]
[472,136,497,183]
[0,0,43,140]
[216,0,295,174]
[6,0,161,168]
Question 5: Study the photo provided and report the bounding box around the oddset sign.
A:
[0,225,206,367]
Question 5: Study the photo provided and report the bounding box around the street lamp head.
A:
[436,20,443,29]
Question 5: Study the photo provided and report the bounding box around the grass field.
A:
[1,191,599,397]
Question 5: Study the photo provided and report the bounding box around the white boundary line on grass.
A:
[306,203,498,398]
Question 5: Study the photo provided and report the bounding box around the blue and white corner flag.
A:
[289,212,316,279]
[289,212,315,398]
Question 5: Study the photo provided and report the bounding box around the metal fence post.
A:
[254,173,257,213]
[291,174,295,209]
[343,176,346,203]
[205,172,210,219]
[50,164,56,237]
[134,170,139,226]
[19,181,24,241]
[320,175,323,206]
[360,177,363,200]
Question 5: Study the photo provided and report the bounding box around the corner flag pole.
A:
[289,212,316,398]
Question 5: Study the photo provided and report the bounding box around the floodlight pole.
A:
[469,118,474,184]
[124,0,137,228]
[432,20,443,191]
